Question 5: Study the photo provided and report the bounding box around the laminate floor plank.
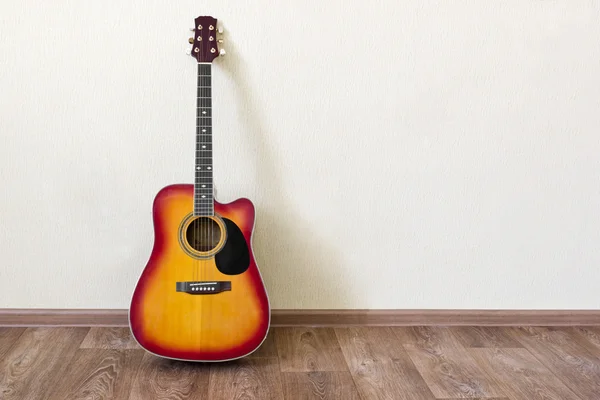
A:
[128,351,209,399]
[405,346,506,398]
[469,348,581,400]
[335,327,435,400]
[394,326,464,350]
[208,357,284,400]
[509,327,600,399]
[48,349,144,400]
[4,325,600,400]
[248,328,278,358]
[80,327,140,349]
[281,371,361,400]
[449,327,523,348]
[275,328,347,372]
[572,327,600,356]
[0,327,89,400]
[0,328,25,359]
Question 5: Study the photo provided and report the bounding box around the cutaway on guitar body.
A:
[129,184,270,362]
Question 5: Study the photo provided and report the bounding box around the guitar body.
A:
[129,184,270,361]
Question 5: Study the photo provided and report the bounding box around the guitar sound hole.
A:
[185,217,222,252]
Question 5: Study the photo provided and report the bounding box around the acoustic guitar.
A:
[129,16,270,362]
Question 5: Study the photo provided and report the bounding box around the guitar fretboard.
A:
[194,63,213,216]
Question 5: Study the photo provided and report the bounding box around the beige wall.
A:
[1,1,599,309]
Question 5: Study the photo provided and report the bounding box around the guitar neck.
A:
[194,63,213,216]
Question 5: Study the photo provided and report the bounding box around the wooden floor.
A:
[1,326,600,399]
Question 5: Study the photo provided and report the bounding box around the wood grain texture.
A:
[0,328,24,359]
[573,326,600,353]
[395,326,464,350]
[509,326,600,399]
[2,326,600,399]
[208,357,283,400]
[281,371,361,400]
[399,327,506,398]
[405,346,506,398]
[0,327,88,400]
[248,329,278,358]
[275,328,347,372]
[335,327,435,400]
[450,327,522,348]
[80,327,140,349]
[128,352,209,399]
[3,309,600,327]
[48,349,143,400]
[469,348,581,400]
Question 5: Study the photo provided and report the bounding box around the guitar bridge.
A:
[176,281,231,295]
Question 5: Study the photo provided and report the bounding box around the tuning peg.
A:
[185,48,191,55]
[219,48,226,56]
[217,39,223,43]
[189,27,195,31]
[188,37,194,44]
[217,26,224,34]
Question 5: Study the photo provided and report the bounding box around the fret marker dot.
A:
[207,167,212,170]
[196,166,201,170]
[202,195,206,198]
[202,129,206,132]
[202,111,207,115]
[202,185,206,188]
[202,145,206,149]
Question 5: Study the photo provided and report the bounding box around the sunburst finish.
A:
[129,184,270,361]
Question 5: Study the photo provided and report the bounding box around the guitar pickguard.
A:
[215,218,250,275]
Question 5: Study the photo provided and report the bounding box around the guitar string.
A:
[196,59,199,346]
[200,55,205,349]
[197,59,201,292]
[205,59,209,346]
[207,59,212,346]
[209,59,214,343]
[207,56,213,351]
[199,60,203,289]
[193,59,196,343]
[200,62,203,284]
[208,58,214,347]
[197,60,201,285]
[202,59,207,351]
[211,58,217,346]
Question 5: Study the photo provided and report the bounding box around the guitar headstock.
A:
[188,16,225,63]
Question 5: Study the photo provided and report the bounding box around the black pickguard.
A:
[215,218,250,275]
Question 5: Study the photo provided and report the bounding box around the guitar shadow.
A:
[215,41,354,312]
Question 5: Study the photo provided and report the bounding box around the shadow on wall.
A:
[218,42,354,310]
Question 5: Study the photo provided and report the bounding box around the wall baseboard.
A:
[1,309,599,327]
